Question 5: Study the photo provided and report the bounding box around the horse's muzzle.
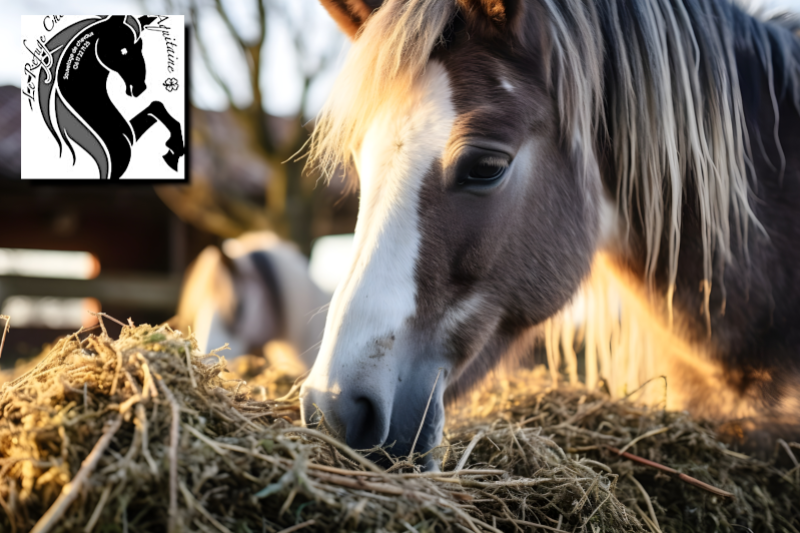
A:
[127,83,146,97]
[301,358,447,471]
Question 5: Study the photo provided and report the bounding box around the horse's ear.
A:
[319,0,383,39]
[139,15,157,28]
[461,0,523,32]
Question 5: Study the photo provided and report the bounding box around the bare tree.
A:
[146,0,342,252]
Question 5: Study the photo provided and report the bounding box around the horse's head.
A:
[301,0,613,467]
[175,233,330,369]
[96,16,156,97]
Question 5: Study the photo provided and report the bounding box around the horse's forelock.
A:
[308,0,456,184]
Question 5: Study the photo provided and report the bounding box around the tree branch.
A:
[190,4,238,108]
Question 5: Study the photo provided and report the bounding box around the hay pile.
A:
[0,320,797,533]
[449,371,800,532]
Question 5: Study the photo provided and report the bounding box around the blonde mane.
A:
[308,0,454,182]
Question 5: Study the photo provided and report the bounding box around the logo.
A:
[21,15,187,181]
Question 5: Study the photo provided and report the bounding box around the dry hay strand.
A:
[0,323,796,533]
[448,368,800,532]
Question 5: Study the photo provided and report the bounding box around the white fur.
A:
[304,62,456,401]
[224,234,330,367]
[500,78,515,92]
[438,293,487,336]
[177,232,329,369]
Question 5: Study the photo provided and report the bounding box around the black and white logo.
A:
[21,15,187,181]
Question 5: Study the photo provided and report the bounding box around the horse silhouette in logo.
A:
[37,16,185,180]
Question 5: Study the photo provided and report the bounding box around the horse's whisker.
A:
[408,368,443,462]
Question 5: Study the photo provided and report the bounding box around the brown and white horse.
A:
[301,0,800,467]
[175,232,329,372]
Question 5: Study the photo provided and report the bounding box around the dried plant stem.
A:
[183,423,228,455]
[0,491,16,533]
[157,378,181,533]
[470,488,519,531]
[0,315,9,361]
[431,476,578,490]
[286,427,384,474]
[608,446,735,499]
[135,404,158,474]
[30,415,122,533]
[311,471,406,496]
[580,491,612,529]
[498,518,570,533]
[454,430,485,473]
[92,312,109,338]
[633,504,661,533]
[139,356,158,399]
[409,368,443,459]
[184,343,197,388]
[109,345,123,396]
[179,481,234,533]
[200,435,507,485]
[92,312,127,328]
[436,498,493,533]
[275,519,316,533]
[721,448,750,460]
[778,439,799,468]
[629,474,661,533]
[403,469,504,479]
[617,427,670,456]
[105,314,128,327]
[84,485,112,533]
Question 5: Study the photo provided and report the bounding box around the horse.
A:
[37,16,185,180]
[300,0,800,468]
[173,232,330,373]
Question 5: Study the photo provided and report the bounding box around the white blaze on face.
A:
[304,61,456,397]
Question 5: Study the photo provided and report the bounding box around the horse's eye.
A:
[454,147,511,189]
[468,160,506,180]
[121,48,128,55]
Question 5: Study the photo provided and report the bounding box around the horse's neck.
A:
[59,47,129,142]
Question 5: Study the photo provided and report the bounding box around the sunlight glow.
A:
[0,249,100,279]
[309,234,354,294]
[1,296,100,329]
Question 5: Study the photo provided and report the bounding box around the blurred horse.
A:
[302,0,800,466]
[174,232,329,374]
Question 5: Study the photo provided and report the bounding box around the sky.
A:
[2,0,799,117]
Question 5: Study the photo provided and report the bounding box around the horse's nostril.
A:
[344,396,386,451]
